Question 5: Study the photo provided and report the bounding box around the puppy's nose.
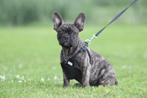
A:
[62,36,68,41]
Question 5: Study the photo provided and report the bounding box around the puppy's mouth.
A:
[59,41,72,48]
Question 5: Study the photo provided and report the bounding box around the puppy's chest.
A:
[61,58,82,79]
[64,58,81,69]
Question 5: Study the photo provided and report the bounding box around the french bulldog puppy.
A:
[52,12,118,87]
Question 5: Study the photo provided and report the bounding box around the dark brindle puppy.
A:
[52,12,118,87]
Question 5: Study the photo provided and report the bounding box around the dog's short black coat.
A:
[52,12,118,87]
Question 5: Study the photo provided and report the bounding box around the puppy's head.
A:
[52,12,85,48]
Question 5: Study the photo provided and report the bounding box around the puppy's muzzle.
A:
[59,37,71,47]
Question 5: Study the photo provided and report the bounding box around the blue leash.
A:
[85,0,138,45]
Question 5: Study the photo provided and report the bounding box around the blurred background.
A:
[0,0,146,26]
[0,0,147,97]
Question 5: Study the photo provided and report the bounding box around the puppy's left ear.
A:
[74,13,85,32]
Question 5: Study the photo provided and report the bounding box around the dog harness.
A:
[61,42,92,67]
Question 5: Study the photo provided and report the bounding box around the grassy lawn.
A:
[0,25,147,98]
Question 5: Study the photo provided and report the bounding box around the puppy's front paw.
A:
[82,82,90,87]
[63,85,68,88]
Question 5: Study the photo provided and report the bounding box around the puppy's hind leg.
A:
[99,71,118,86]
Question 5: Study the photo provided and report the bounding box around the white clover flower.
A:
[54,76,58,80]
[0,75,6,81]
[16,75,20,78]
[16,75,26,83]
[18,80,23,83]
[41,78,45,82]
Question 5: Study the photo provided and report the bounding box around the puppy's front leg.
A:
[82,62,91,87]
[61,62,70,87]
[63,73,70,87]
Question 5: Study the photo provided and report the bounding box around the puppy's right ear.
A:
[52,12,63,30]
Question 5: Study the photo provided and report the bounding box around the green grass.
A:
[0,25,147,98]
